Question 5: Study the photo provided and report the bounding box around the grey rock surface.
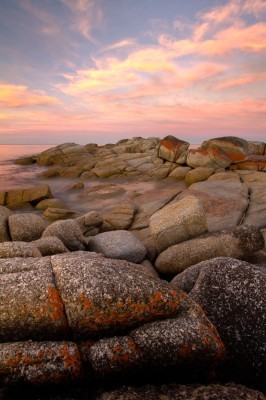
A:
[8,213,45,242]
[33,236,69,256]
[0,242,41,258]
[88,230,147,263]
[42,219,87,251]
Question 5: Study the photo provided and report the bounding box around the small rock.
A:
[43,207,78,220]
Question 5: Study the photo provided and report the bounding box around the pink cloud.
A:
[0,83,60,108]
[214,71,266,90]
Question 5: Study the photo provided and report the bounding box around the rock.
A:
[177,180,249,231]
[0,205,12,218]
[8,213,45,242]
[0,341,81,385]
[131,228,158,262]
[43,207,78,221]
[85,183,125,199]
[208,171,241,181]
[36,143,89,166]
[0,217,10,243]
[0,242,41,258]
[243,182,266,228]
[140,259,160,279]
[77,211,103,236]
[230,155,266,171]
[0,257,68,341]
[201,136,249,162]
[72,181,84,189]
[149,196,207,253]
[88,230,147,263]
[186,149,220,169]
[14,156,35,165]
[186,257,266,387]
[247,141,265,155]
[6,201,35,211]
[170,263,202,293]
[158,135,190,163]
[207,146,233,168]
[33,236,69,256]
[51,253,185,338]
[3,184,52,206]
[104,203,136,230]
[35,198,68,210]
[88,295,224,379]
[156,225,264,274]
[185,167,214,185]
[168,166,191,180]
[0,192,6,206]
[42,219,87,251]
[96,383,266,399]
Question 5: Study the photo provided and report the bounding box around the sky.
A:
[0,0,265,145]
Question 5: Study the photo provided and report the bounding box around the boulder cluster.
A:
[0,135,265,398]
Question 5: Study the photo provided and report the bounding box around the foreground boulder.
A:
[97,383,266,400]
[171,257,266,388]
[149,196,207,252]
[0,252,224,384]
[8,213,45,242]
[155,225,264,274]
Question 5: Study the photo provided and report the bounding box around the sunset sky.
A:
[0,0,265,144]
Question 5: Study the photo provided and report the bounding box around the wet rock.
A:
[43,207,78,221]
[97,383,266,399]
[0,341,82,385]
[42,219,87,251]
[14,156,35,165]
[185,167,214,185]
[85,183,125,199]
[177,180,249,231]
[8,213,45,242]
[33,236,69,256]
[77,211,103,236]
[72,181,84,189]
[187,257,266,387]
[35,198,68,210]
[104,203,136,230]
[2,184,52,206]
[158,135,189,163]
[51,253,184,339]
[88,295,224,379]
[36,143,89,166]
[88,230,147,263]
[0,242,41,258]
[156,225,264,274]
[0,257,68,341]
[150,196,207,253]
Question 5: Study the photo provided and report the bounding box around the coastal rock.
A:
[42,219,87,251]
[155,225,264,274]
[88,295,224,379]
[0,341,81,385]
[77,211,103,237]
[184,257,266,387]
[2,184,52,206]
[168,166,191,180]
[243,182,266,228]
[0,242,41,258]
[88,230,147,263]
[207,146,233,168]
[8,213,45,242]
[0,216,11,243]
[149,196,207,253]
[85,183,125,199]
[185,167,214,185]
[43,207,78,220]
[14,156,35,165]
[36,143,90,166]
[104,203,136,230]
[247,140,265,155]
[177,180,249,231]
[35,198,68,210]
[33,236,69,256]
[0,205,12,217]
[201,136,249,162]
[158,135,189,163]
[97,383,266,399]
[208,171,241,181]
[230,155,266,171]
[186,149,220,169]
[131,228,158,262]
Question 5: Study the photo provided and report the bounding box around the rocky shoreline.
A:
[0,136,265,399]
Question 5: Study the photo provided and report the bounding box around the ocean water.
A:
[0,144,191,215]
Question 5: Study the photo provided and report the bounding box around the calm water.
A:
[0,144,191,215]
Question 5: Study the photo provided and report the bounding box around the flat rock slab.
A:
[176,180,249,231]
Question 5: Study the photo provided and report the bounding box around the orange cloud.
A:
[214,71,266,90]
[0,83,60,108]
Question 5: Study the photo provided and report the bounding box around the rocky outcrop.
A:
[0,252,224,385]
[171,257,266,388]
[185,167,214,185]
[0,184,52,207]
[158,135,189,163]
[155,225,264,274]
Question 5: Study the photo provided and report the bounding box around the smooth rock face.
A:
[185,167,214,185]
[0,242,41,258]
[43,207,78,220]
[42,219,87,251]
[0,258,68,341]
[155,225,264,274]
[97,383,266,400]
[188,257,266,387]
[0,341,82,385]
[150,196,207,253]
[88,230,147,263]
[33,236,69,256]
[88,295,224,378]
[8,213,45,242]
[201,136,249,162]
[177,180,249,231]
[243,182,266,228]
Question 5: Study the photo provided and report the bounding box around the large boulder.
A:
[185,167,214,185]
[36,143,90,166]
[42,219,87,251]
[8,213,45,242]
[173,257,266,388]
[201,136,249,162]
[88,230,147,263]
[149,196,207,252]
[156,225,264,274]
[0,242,41,258]
[158,136,190,163]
